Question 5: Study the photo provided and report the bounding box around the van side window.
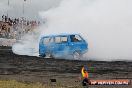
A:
[55,36,67,43]
[61,36,67,43]
[70,35,82,42]
[55,37,61,43]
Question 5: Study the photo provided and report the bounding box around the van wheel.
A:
[39,54,46,57]
[73,51,81,60]
[45,53,51,57]
[45,53,54,58]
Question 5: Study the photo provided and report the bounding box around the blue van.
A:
[39,33,88,59]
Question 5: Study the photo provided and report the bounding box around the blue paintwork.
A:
[39,33,88,57]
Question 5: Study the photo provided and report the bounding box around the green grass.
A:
[0,80,131,88]
[0,80,83,88]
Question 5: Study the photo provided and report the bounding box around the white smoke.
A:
[12,33,39,56]
[0,2,11,17]
[12,27,43,56]
[13,0,132,61]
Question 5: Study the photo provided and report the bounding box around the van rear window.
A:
[43,37,50,44]
[43,37,53,44]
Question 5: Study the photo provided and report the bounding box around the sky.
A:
[0,0,61,20]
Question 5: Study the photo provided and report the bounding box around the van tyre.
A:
[45,53,51,57]
[73,51,81,60]
[39,54,46,57]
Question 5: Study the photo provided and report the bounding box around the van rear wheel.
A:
[73,51,81,60]
[39,54,46,57]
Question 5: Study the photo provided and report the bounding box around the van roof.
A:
[41,33,80,38]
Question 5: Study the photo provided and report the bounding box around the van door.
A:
[54,36,69,56]
[69,35,84,52]
[39,37,54,56]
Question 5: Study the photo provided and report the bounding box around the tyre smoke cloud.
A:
[0,2,11,16]
[13,0,132,61]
